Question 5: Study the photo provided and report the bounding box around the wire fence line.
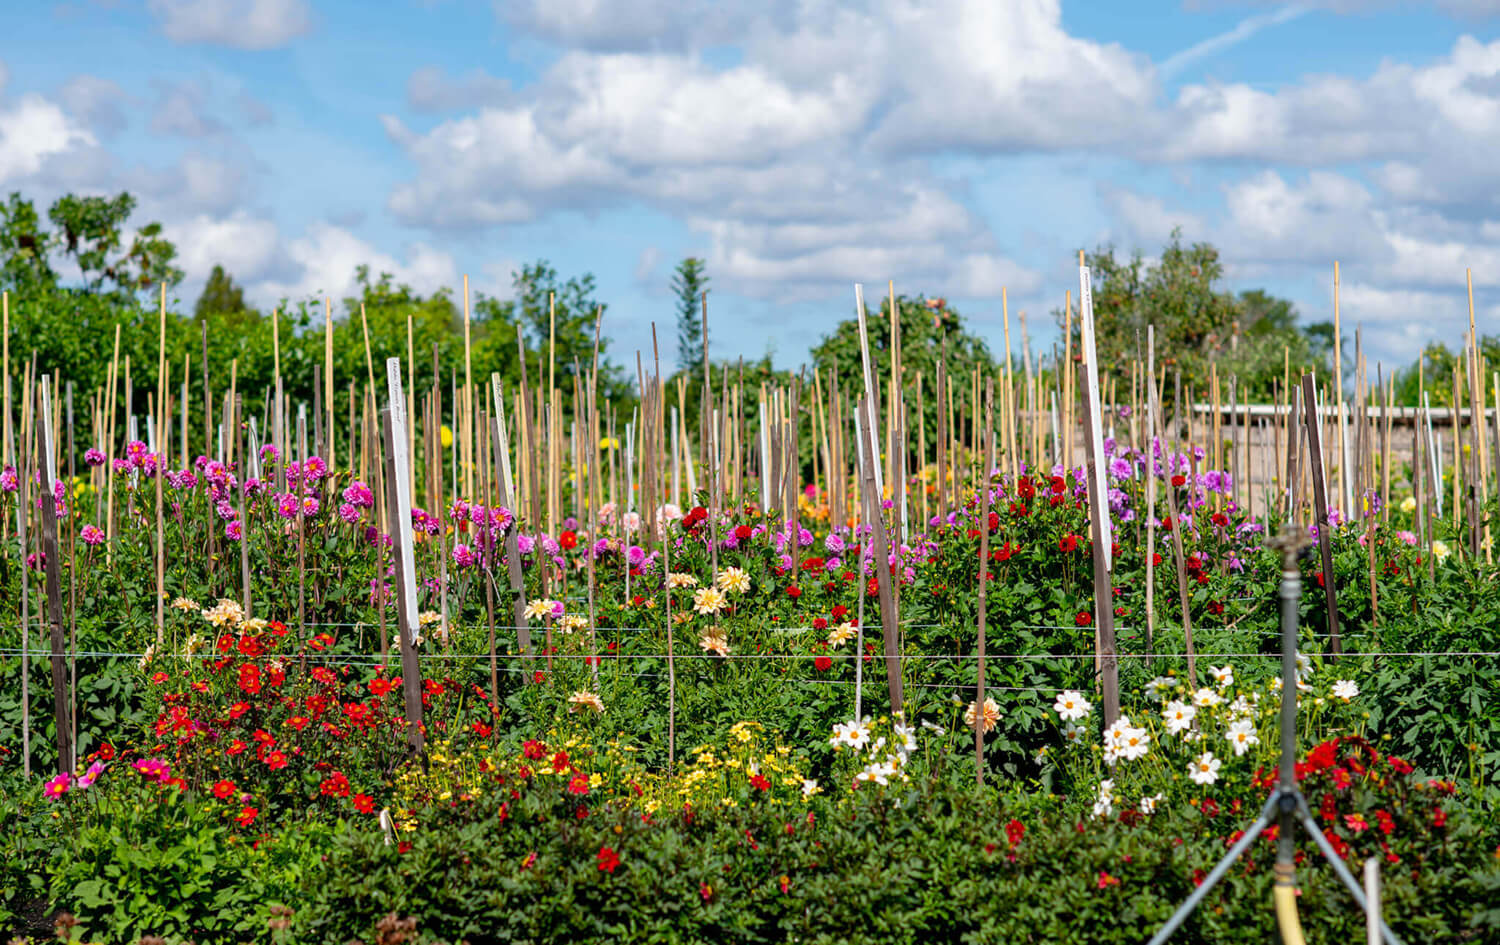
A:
[1,648,1494,662]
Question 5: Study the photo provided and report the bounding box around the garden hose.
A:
[1273,864,1306,945]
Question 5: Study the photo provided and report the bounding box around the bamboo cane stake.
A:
[856,393,904,714]
[1150,372,1197,689]
[323,297,335,469]
[17,376,34,777]
[974,378,993,784]
[1,291,8,470]
[1078,362,1119,725]
[155,285,167,646]
[1063,290,1074,473]
[1146,326,1156,663]
[1302,373,1343,655]
[1003,288,1017,485]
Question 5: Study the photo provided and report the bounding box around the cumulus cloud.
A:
[1153,35,1500,204]
[147,0,313,49]
[406,67,512,113]
[256,222,458,305]
[499,0,795,52]
[385,0,1102,303]
[0,93,95,185]
[149,79,226,138]
[57,75,130,137]
[168,212,283,284]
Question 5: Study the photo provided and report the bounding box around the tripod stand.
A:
[1147,528,1406,945]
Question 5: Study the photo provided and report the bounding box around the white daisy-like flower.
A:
[1211,664,1234,689]
[1193,687,1224,708]
[920,719,947,736]
[1162,700,1196,735]
[1102,715,1134,747]
[1227,695,1256,721]
[1062,721,1085,743]
[1226,719,1260,757]
[828,721,856,750]
[893,722,917,758]
[1092,779,1115,818]
[845,719,872,752]
[1053,690,1092,722]
[1331,679,1359,701]
[1116,726,1151,762]
[801,779,820,797]
[1189,751,1221,785]
[1139,792,1164,815]
[1146,676,1177,701]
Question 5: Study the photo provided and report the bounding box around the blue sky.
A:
[2,0,1498,375]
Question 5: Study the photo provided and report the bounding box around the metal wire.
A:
[1,648,1493,661]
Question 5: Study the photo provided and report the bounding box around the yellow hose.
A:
[1273,877,1306,945]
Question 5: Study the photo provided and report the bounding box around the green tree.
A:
[811,293,996,463]
[194,265,255,326]
[48,192,183,296]
[0,192,56,293]
[511,261,628,404]
[1065,230,1326,403]
[672,257,709,378]
[0,191,182,300]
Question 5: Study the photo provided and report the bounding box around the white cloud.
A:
[0,94,95,184]
[1220,170,1390,264]
[860,0,1156,153]
[149,79,226,138]
[1155,36,1500,183]
[147,0,313,49]
[256,222,458,305]
[406,67,512,113]
[499,0,792,52]
[57,75,129,137]
[1103,188,1207,247]
[385,0,1114,302]
[168,212,282,283]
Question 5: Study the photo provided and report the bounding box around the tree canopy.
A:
[1061,230,1330,403]
[0,191,633,452]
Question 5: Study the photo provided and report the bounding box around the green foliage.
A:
[193,264,255,326]
[673,257,709,378]
[1067,230,1326,403]
[0,191,183,301]
[811,294,995,466]
[1390,336,1500,407]
[512,261,630,404]
[0,190,637,447]
[299,775,1498,945]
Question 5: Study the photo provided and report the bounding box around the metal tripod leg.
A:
[1296,798,1406,945]
[1145,793,1280,945]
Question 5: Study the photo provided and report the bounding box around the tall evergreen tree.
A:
[194,264,252,322]
[672,257,709,377]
